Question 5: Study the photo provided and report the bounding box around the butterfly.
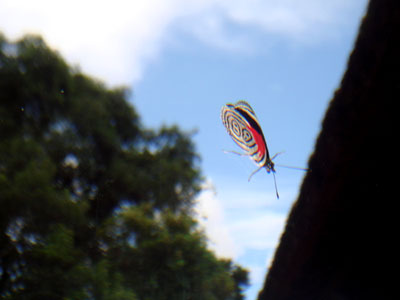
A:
[221,100,305,199]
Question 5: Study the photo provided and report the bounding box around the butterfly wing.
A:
[221,103,252,153]
[221,101,270,168]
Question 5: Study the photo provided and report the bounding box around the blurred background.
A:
[0,1,368,299]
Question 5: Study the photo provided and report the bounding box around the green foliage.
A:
[107,204,236,300]
[0,33,248,299]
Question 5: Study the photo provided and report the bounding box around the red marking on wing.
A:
[249,126,266,158]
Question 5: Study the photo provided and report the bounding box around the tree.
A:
[0,33,248,299]
[103,203,241,300]
[258,0,398,299]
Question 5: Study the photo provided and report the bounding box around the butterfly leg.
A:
[223,150,250,156]
[248,166,264,182]
[271,151,285,160]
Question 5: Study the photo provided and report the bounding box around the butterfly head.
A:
[265,159,276,174]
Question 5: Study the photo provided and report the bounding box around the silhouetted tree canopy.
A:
[0,33,248,300]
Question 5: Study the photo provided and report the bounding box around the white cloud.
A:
[194,178,289,257]
[221,0,359,40]
[0,0,366,85]
[194,180,240,258]
[0,0,179,85]
[195,178,292,300]
[229,213,286,250]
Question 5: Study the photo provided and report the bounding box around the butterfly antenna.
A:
[272,171,280,199]
[248,166,279,199]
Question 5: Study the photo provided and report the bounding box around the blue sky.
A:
[0,1,368,299]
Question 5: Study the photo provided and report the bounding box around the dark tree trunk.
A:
[258,0,399,299]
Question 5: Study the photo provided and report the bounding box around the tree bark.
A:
[258,0,399,299]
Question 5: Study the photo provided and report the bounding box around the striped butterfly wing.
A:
[221,101,270,168]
